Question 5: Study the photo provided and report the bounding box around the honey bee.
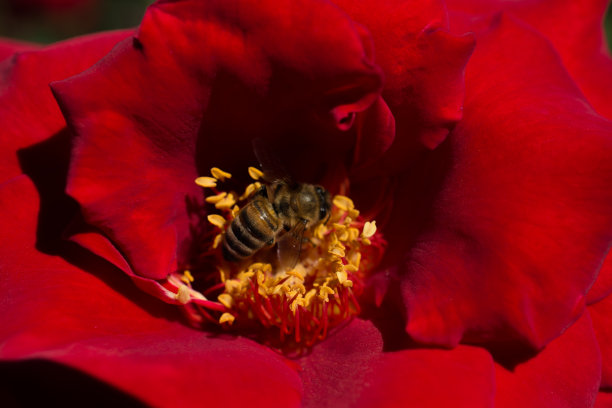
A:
[222,180,331,266]
[221,140,331,267]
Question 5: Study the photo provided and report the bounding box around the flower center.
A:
[169,166,385,349]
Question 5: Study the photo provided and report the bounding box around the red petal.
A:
[357,346,495,407]
[390,15,612,348]
[52,0,383,283]
[0,37,37,60]
[589,294,612,389]
[588,251,612,305]
[297,318,495,407]
[596,392,612,408]
[335,0,475,157]
[0,30,132,182]
[298,319,383,408]
[0,176,302,407]
[494,312,601,407]
[446,0,612,118]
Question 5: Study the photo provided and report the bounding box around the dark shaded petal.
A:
[335,0,475,160]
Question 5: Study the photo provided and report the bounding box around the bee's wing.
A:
[276,220,307,270]
[252,138,293,184]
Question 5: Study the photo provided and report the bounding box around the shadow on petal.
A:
[0,359,147,407]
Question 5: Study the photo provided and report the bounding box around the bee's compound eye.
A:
[315,186,330,221]
[319,205,328,221]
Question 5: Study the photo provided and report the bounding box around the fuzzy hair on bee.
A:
[221,139,332,268]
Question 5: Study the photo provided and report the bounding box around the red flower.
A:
[1,0,612,406]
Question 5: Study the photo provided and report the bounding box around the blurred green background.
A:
[0,0,611,53]
[0,0,152,43]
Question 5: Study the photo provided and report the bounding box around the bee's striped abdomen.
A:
[222,197,280,261]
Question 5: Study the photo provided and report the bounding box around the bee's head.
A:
[315,186,332,224]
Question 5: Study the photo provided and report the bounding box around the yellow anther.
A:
[211,167,232,181]
[249,263,265,271]
[349,251,361,267]
[218,267,228,282]
[314,224,327,240]
[286,270,304,281]
[320,286,335,296]
[195,176,217,188]
[248,166,265,180]
[342,280,354,288]
[332,260,345,273]
[181,270,194,283]
[218,293,233,309]
[333,195,354,211]
[239,182,262,201]
[206,192,227,204]
[348,227,360,242]
[344,263,358,272]
[212,234,223,249]
[328,246,345,258]
[207,214,226,228]
[337,229,349,241]
[348,209,360,219]
[215,194,236,210]
[225,280,241,293]
[175,285,190,304]
[256,270,266,286]
[231,205,240,217]
[362,221,377,238]
[362,237,372,246]
[219,313,235,324]
[304,289,316,306]
[295,283,306,294]
[336,270,348,284]
[329,232,339,245]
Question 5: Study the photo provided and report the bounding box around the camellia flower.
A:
[1,0,612,406]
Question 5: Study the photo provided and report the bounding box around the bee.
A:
[222,180,331,266]
[221,139,331,267]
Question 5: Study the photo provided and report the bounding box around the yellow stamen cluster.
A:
[189,166,383,345]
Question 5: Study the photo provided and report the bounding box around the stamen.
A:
[219,313,235,324]
[173,166,386,349]
[211,167,232,181]
[205,192,227,204]
[207,214,226,228]
[362,221,377,238]
[195,176,217,188]
[248,166,265,180]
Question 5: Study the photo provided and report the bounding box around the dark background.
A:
[0,0,152,43]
